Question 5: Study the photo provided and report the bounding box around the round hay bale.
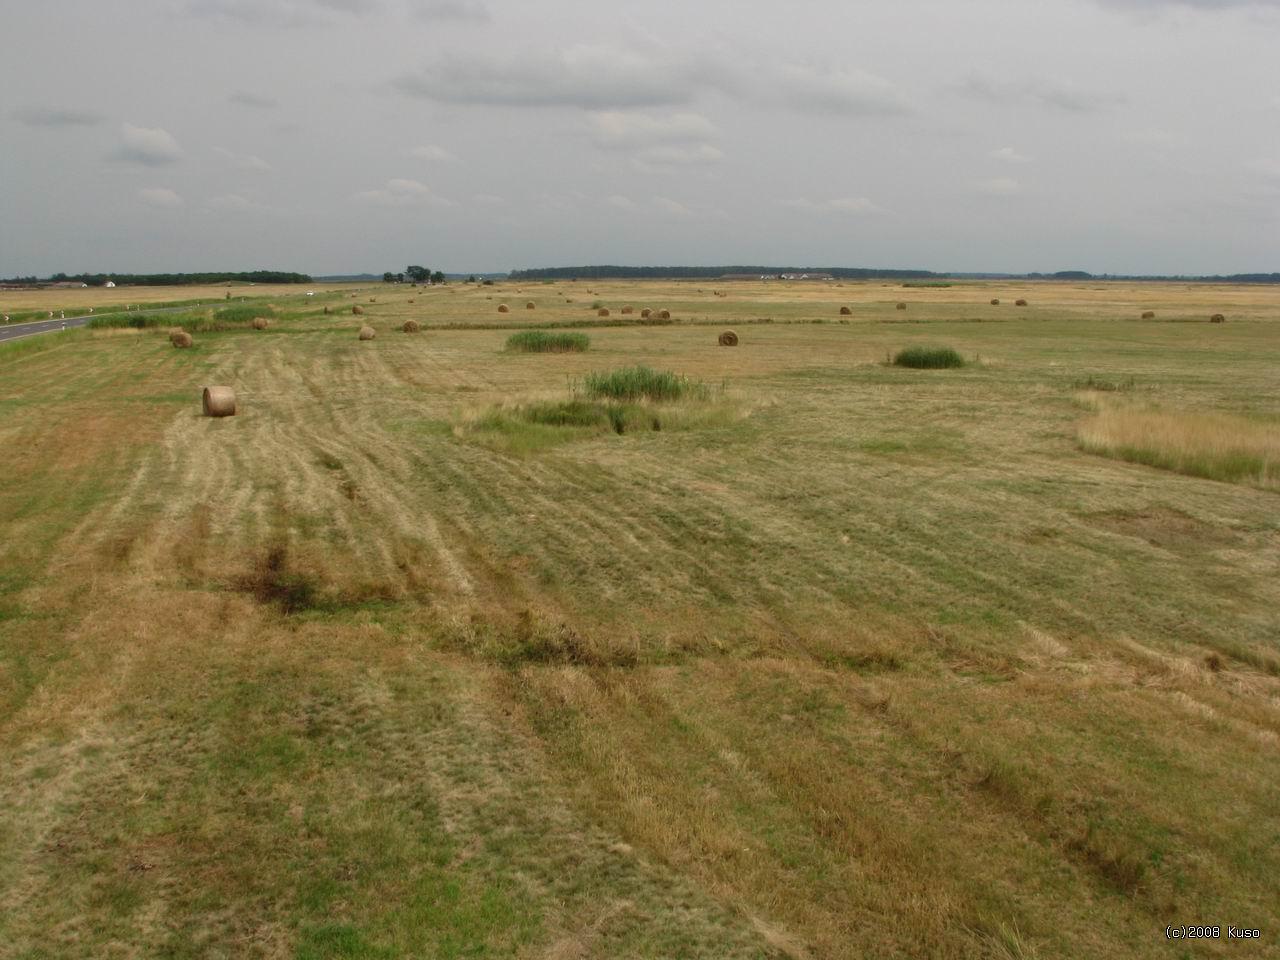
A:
[1015,299,1028,307]
[991,298,1001,306]
[896,302,907,310]
[408,298,415,304]
[498,304,510,313]
[358,325,376,341]
[718,330,739,347]
[526,301,536,310]
[252,317,269,330]
[640,308,652,319]
[621,305,633,314]
[1141,311,1155,319]
[402,319,421,333]
[1210,313,1226,323]
[352,305,364,316]
[840,306,852,316]
[171,331,193,349]
[369,297,377,303]
[598,308,611,317]
[202,386,236,417]
[659,310,671,320]
[324,306,331,315]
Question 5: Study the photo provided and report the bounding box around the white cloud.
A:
[974,177,1023,196]
[215,146,271,170]
[774,64,912,116]
[589,111,719,148]
[410,144,458,162]
[138,187,184,208]
[113,123,184,165]
[791,197,888,216]
[606,194,638,210]
[355,178,452,206]
[990,146,1032,163]
[631,144,725,172]
[206,193,266,212]
[653,196,692,217]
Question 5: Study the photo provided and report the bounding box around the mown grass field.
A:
[1,279,1277,959]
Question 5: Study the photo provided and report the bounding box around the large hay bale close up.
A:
[621,305,633,314]
[718,330,739,347]
[352,305,364,316]
[896,302,907,311]
[358,326,376,341]
[402,319,421,333]
[598,308,611,317]
[526,301,536,310]
[659,310,671,320]
[1141,310,1155,319]
[1015,299,1028,307]
[171,331,193,348]
[1210,314,1226,323]
[498,303,510,313]
[991,298,1001,306]
[640,308,652,319]
[840,306,852,316]
[202,386,236,418]
[252,317,269,330]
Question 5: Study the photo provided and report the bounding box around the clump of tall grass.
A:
[1078,404,1280,490]
[583,365,708,402]
[892,346,966,369]
[213,304,276,324]
[506,330,589,353]
[1072,375,1135,393]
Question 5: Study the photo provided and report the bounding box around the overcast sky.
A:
[2,0,1278,276]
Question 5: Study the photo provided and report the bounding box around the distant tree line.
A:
[1,271,312,286]
[508,265,938,281]
[383,266,446,284]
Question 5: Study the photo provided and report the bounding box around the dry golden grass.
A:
[1079,401,1280,490]
[1,279,1278,958]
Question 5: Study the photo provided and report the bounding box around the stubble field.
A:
[0,278,1277,959]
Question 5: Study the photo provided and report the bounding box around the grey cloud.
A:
[589,111,719,148]
[111,123,184,165]
[394,45,720,109]
[215,146,272,170]
[412,0,490,21]
[13,107,103,128]
[1093,0,1280,7]
[187,0,378,26]
[955,73,1124,112]
[229,91,279,108]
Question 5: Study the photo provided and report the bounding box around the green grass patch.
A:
[504,330,589,353]
[582,365,708,402]
[892,346,966,369]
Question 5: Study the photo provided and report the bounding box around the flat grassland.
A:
[1,279,1277,959]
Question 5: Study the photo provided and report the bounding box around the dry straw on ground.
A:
[202,385,236,417]
[358,326,376,341]
[402,320,421,333]
[252,317,269,330]
[719,330,739,346]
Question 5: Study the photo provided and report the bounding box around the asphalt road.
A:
[0,305,194,344]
